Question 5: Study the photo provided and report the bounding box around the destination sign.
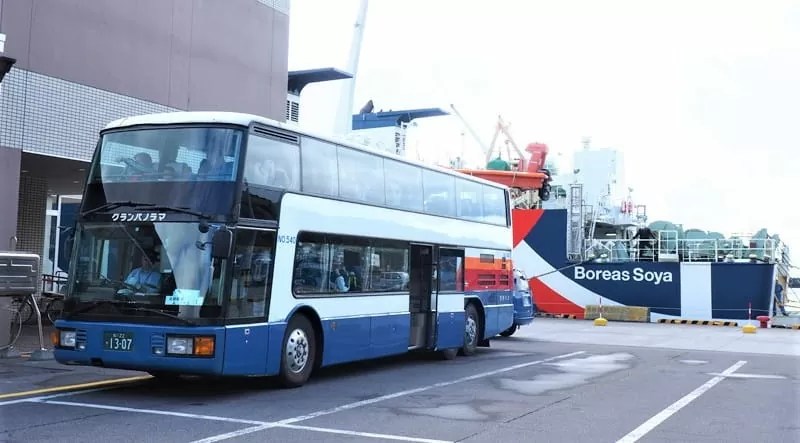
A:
[111,212,167,222]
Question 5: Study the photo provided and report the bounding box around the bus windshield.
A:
[66,222,225,322]
[82,126,245,218]
[92,126,243,183]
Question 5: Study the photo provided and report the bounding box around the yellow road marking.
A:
[0,375,152,400]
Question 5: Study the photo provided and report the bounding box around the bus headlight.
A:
[166,335,215,357]
[166,336,193,355]
[60,330,76,348]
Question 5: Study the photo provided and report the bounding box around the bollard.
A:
[742,302,756,334]
[594,295,607,326]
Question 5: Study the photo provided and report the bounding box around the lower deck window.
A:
[292,232,410,295]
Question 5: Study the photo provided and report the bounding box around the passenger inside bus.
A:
[333,268,350,292]
[120,152,155,176]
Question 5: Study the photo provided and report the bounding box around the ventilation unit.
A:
[285,92,300,124]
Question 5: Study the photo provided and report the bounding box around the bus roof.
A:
[102,111,510,190]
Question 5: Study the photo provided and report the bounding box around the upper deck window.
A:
[243,133,300,191]
[91,127,243,184]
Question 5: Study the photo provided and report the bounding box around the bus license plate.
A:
[103,332,134,351]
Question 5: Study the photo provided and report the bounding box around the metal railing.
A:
[584,235,789,264]
[41,271,68,294]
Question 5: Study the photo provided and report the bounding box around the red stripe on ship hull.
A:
[511,209,543,248]
[529,278,585,318]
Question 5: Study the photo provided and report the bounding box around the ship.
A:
[451,117,795,325]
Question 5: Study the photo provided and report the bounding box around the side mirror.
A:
[211,229,232,259]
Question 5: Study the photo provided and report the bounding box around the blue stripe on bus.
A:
[436,311,466,349]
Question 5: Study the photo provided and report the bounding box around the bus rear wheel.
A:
[278,314,316,388]
[461,303,480,356]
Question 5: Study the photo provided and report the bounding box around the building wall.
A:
[0,0,291,257]
[0,68,179,161]
[0,146,21,251]
[15,175,47,256]
[1,0,290,119]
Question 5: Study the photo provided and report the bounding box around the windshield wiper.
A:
[135,204,211,220]
[67,300,196,325]
[81,201,151,217]
[67,299,131,316]
[124,306,196,325]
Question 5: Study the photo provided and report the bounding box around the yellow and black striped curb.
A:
[657,319,739,327]
[771,324,800,330]
[535,313,578,319]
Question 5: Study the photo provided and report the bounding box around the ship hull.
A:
[512,209,775,322]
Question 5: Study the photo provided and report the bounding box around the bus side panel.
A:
[436,311,465,349]
[436,292,465,350]
[321,316,372,366]
[464,247,515,339]
[222,324,270,376]
[467,291,515,338]
[370,312,411,358]
[265,321,287,375]
[477,292,499,337]
[495,298,515,334]
[53,321,225,375]
[270,295,411,368]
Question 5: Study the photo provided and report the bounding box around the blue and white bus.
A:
[53,111,515,387]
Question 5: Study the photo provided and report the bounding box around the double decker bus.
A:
[53,111,515,387]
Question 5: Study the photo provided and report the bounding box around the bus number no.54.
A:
[278,235,296,244]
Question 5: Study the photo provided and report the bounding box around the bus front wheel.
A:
[278,314,316,388]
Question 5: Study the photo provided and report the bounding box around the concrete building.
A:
[0,0,291,278]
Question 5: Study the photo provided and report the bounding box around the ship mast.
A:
[334,0,369,137]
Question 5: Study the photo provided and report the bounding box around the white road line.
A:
[0,386,120,407]
[190,350,585,443]
[616,360,747,443]
[36,399,266,425]
[36,400,454,443]
[706,372,786,380]
[281,423,453,443]
[191,425,274,443]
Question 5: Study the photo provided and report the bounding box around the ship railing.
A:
[582,237,788,263]
[584,239,649,262]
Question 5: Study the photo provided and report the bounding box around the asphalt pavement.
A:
[1,319,798,443]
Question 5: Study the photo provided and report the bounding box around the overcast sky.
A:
[287,0,800,274]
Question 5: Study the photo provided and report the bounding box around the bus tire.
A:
[440,348,458,360]
[461,303,480,356]
[499,325,517,337]
[278,314,316,388]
